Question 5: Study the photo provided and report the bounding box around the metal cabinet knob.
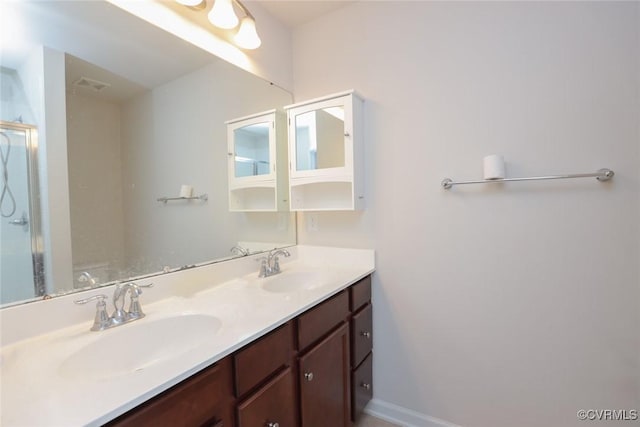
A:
[361,331,371,339]
[266,422,280,427]
[361,382,371,390]
[304,372,314,382]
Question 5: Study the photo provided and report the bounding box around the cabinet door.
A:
[237,367,297,427]
[227,112,276,184]
[106,357,234,427]
[298,323,350,427]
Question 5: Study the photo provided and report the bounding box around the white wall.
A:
[66,93,125,281]
[121,59,294,274]
[291,2,640,426]
[18,47,74,295]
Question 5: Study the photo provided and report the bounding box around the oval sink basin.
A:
[58,314,221,381]
[261,271,327,293]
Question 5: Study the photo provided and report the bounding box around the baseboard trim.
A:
[364,398,461,427]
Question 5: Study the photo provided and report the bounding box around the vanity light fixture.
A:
[176,0,207,9]
[176,0,261,49]
[208,0,238,29]
[234,14,261,49]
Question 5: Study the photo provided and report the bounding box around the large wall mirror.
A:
[0,1,295,306]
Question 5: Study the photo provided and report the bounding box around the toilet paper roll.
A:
[179,185,193,198]
[483,154,506,180]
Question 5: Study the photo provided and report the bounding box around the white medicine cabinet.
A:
[284,90,364,211]
[226,109,288,212]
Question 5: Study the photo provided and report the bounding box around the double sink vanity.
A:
[0,246,375,426]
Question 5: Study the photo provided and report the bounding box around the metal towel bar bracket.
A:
[441,168,614,190]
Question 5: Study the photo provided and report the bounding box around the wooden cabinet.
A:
[106,356,234,427]
[226,109,288,212]
[285,91,365,211]
[109,275,373,427]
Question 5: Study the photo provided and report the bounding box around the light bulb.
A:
[175,0,205,6]
[234,16,261,49]
[208,0,239,29]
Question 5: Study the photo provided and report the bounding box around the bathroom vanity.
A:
[0,246,374,427]
[107,275,372,427]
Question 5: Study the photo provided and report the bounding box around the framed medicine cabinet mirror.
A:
[226,110,289,212]
[285,90,364,211]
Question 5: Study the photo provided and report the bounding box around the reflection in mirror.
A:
[295,107,345,171]
[0,1,295,306]
[234,123,271,178]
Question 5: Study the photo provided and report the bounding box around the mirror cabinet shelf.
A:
[226,110,289,212]
[285,90,365,211]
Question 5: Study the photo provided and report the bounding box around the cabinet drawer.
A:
[351,303,372,367]
[297,290,349,351]
[107,356,234,427]
[352,352,373,422]
[234,321,294,398]
[350,276,371,312]
[237,367,297,427]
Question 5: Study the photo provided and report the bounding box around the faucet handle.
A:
[127,282,153,320]
[74,294,110,331]
[256,257,268,277]
[74,294,108,305]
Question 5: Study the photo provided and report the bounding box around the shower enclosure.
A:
[0,121,45,304]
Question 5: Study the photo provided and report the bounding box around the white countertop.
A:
[0,246,374,427]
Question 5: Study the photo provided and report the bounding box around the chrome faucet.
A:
[74,282,153,331]
[230,245,249,256]
[258,248,291,278]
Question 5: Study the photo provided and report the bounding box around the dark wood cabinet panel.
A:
[106,356,234,427]
[237,367,297,427]
[352,352,373,421]
[298,323,351,427]
[297,290,349,351]
[234,321,294,398]
[351,304,373,368]
[349,276,371,312]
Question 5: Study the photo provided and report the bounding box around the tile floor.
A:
[355,414,401,427]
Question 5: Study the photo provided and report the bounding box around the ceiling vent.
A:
[72,76,111,92]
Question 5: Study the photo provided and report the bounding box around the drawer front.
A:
[352,352,373,422]
[234,321,294,398]
[107,357,234,427]
[351,303,373,367]
[350,276,371,312]
[297,290,349,351]
[237,367,297,427]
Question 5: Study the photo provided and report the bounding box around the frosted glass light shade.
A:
[208,0,238,29]
[176,0,204,6]
[234,16,261,49]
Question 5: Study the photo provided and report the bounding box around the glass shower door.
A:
[0,122,44,304]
